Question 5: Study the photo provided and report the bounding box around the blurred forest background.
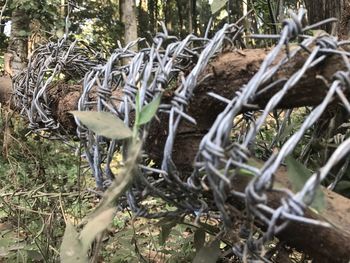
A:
[0,0,303,72]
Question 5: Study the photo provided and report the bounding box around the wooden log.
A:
[230,165,350,262]
[147,47,348,170]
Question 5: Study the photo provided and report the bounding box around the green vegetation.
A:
[0,108,209,262]
[0,109,84,261]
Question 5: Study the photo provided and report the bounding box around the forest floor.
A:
[0,108,210,262]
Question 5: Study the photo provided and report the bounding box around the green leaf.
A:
[138,95,161,126]
[286,156,311,191]
[70,111,132,140]
[79,208,115,252]
[17,30,30,37]
[60,221,87,263]
[210,0,228,14]
[285,156,325,212]
[159,220,178,246]
[193,240,221,263]
[193,228,206,251]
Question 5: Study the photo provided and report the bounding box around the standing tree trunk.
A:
[188,0,193,34]
[147,0,156,34]
[176,0,184,37]
[164,0,173,32]
[304,0,349,37]
[276,0,284,22]
[120,0,138,50]
[137,0,149,41]
[5,7,29,76]
[305,0,350,161]
[339,1,350,39]
[192,0,197,34]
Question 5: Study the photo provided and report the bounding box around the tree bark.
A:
[144,47,350,262]
[4,7,29,76]
[4,47,348,154]
[188,0,193,34]
[164,0,173,32]
[147,48,348,171]
[230,166,350,263]
[147,0,156,34]
[339,1,350,39]
[120,0,138,49]
[304,0,350,37]
[176,0,184,37]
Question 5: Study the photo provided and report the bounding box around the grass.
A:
[1,101,341,263]
[0,107,88,261]
[0,107,210,262]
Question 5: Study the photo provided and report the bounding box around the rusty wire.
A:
[12,9,350,261]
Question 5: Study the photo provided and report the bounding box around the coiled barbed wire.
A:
[12,9,350,261]
[13,37,104,136]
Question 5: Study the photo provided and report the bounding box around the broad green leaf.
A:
[70,111,132,140]
[193,240,221,263]
[60,221,87,263]
[285,156,325,212]
[285,156,312,190]
[138,95,161,126]
[159,220,178,246]
[79,208,115,252]
[193,228,206,251]
[210,0,228,14]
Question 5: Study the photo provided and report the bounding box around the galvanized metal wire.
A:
[13,37,104,137]
[12,9,350,261]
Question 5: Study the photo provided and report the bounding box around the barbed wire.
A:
[12,9,350,261]
[13,36,104,137]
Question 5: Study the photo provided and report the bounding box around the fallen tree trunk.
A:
[147,47,348,170]
[2,47,350,262]
[231,165,350,262]
[1,47,346,135]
